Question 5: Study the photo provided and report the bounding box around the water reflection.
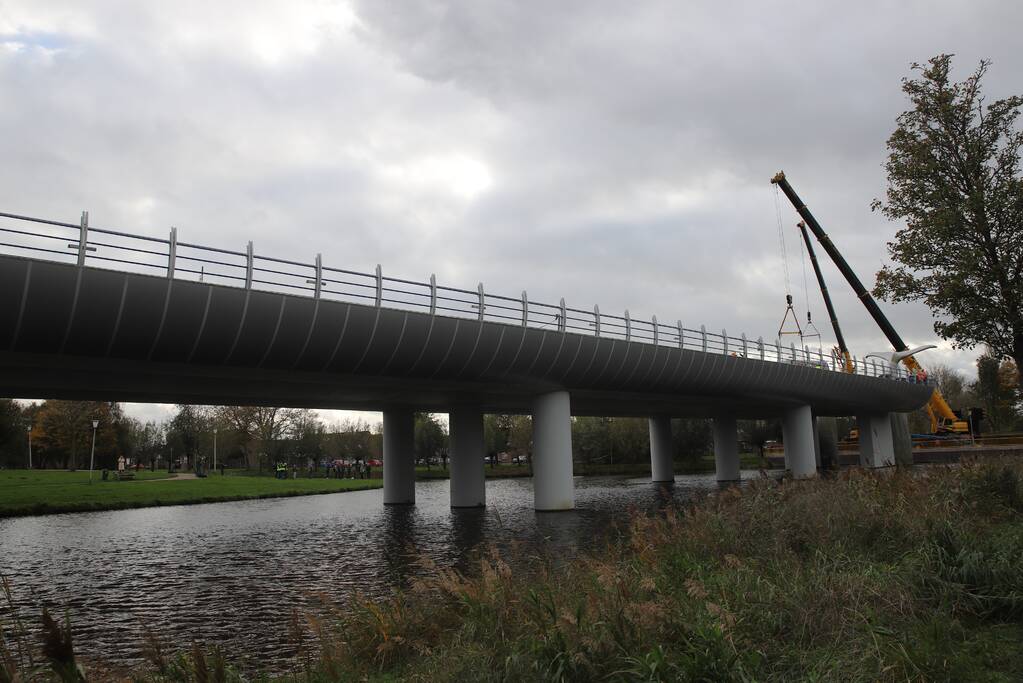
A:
[380,504,419,588]
[448,507,487,573]
[0,472,764,669]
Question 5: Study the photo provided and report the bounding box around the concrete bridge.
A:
[0,210,932,509]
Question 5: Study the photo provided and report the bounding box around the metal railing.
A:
[0,209,918,382]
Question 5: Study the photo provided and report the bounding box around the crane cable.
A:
[798,226,822,353]
[774,186,802,340]
[774,185,791,296]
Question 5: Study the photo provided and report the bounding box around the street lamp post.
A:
[213,428,218,474]
[88,419,99,483]
[26,424,32,469]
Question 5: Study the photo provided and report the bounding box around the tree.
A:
[927,363,969,411]
[739,419,781,463]
[507,415,533,466]
[328,417,374,464]
[215,405,304,469]
[167,404,213,467]
[483,414,510,466]
[672,418,712,465]
[414,413,447,468]
[128,419,166,468]
[0,398,26,467]
[34,400,121,469]
[292,411,325,464]
[974,352,1020,432]
[572,416,611,464]
[572,417,639,465]
[873,55,1023,391]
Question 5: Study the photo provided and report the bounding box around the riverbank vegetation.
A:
[308,458,1023,681]
[4,458,1022,680]
[0,470,380,518]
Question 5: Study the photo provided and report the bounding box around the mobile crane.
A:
[771,171,970,435]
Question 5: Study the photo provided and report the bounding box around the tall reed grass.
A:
[305,459,1023,681]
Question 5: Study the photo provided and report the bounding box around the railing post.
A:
[652,315,658,345]
[77,211,89,266]
[375,264,383,307]
[804,346,811,364]
[244,241,254,289]
[741,333,748,358]
[521,291,528,327]
[757,336,764,360]
[167,226,177,278]
[790,343,797,362]
[700,325,707,352]
[594,305,601,337]
[478,283,486,321]
[625,310,631,342]
[677,320,684,348]
[314,253,322,299]
[559,298,566,332]
[430,274,437,315]
[722,329,729,354]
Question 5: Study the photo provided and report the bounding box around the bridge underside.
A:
[0,350,920,419]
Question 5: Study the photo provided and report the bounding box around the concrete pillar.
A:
[532,390,574,511]
[782,405,817,478]
[383,408,416,505]
[890,412,913,466]
[713,415,740,482]
[648,416,674,482]
[858,413,895,468]
[449,407,486,508]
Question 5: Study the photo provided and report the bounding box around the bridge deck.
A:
[0,254,931,417]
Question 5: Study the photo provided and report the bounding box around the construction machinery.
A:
[770,171,970,435]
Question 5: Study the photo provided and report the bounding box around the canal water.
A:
[0,472,760,670]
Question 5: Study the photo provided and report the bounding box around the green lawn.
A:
[0,469,381,518]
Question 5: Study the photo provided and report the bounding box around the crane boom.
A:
[770,171,968,434]
[796,220,854,373]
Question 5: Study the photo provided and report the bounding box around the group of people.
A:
[272,460,372,479]
[326,461,371,479]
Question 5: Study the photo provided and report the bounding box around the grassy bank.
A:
[309,458,1023,681]
[0,470,381,518]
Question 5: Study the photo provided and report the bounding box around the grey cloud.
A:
[2,0,1019,427]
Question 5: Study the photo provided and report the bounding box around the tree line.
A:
[0,400,731,471]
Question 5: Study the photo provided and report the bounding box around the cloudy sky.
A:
[2,1,1020,424]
